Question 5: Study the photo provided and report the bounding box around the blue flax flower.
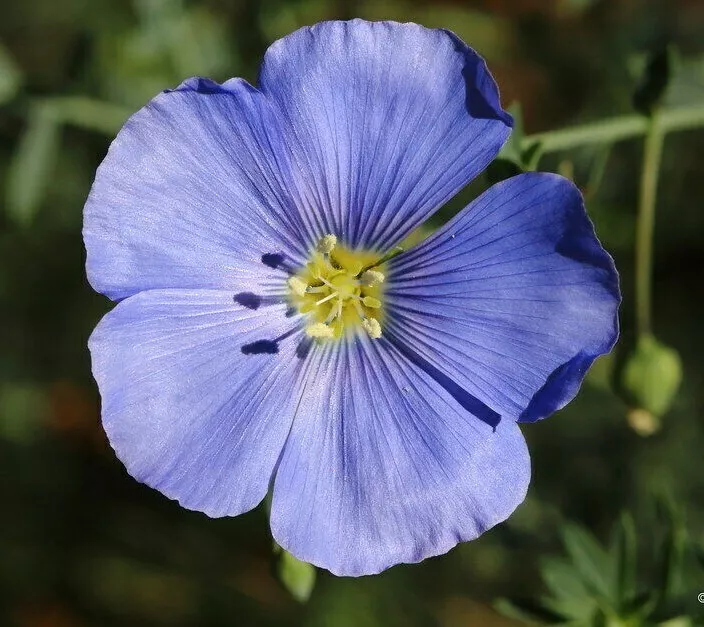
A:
[84,20,619,576]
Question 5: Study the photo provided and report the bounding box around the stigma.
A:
[288,235,386,341]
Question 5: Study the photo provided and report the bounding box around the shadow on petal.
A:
[389,337,502,429]
[295,337,312,360]
[234,292,263,310]
[240,327,301,356]
[241,340,280,355]
[261,253,293,272]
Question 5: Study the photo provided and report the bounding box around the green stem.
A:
[635,111,664,337]
[358,246,404,275]
[522,103,704,153]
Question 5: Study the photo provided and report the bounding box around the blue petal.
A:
[84,78,308,301]
[258,19,512,251]
[386,172,620,423]
[89,289,306,517]
[270,338,530,576]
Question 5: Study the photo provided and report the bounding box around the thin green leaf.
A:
[5,102,61,226]
[0,41,22,105]
[276,549,316,604]
[655,496,686,600]
[497,101,525,165]
[540,557,598,621]
[494,597,569,625]
[562,523,614,602]
[542,557,592,601]
[521,141,544,171]
[509,101,525,145]
[611,511,637,608]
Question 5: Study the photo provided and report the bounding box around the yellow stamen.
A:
[288,234,386,341]
[315,292,338,306]
[352,298,366,320]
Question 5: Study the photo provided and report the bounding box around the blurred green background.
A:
[1,0,703,625]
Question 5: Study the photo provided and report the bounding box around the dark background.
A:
[1,0,703,625]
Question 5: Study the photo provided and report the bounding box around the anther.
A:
[316,234,337,254]
[361,318,382,339]
[362,296,382,309]
[288,276,308,297]
[360,270,385,287]
[307,322,334,338]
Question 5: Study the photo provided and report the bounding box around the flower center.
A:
[288,235,386,340]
